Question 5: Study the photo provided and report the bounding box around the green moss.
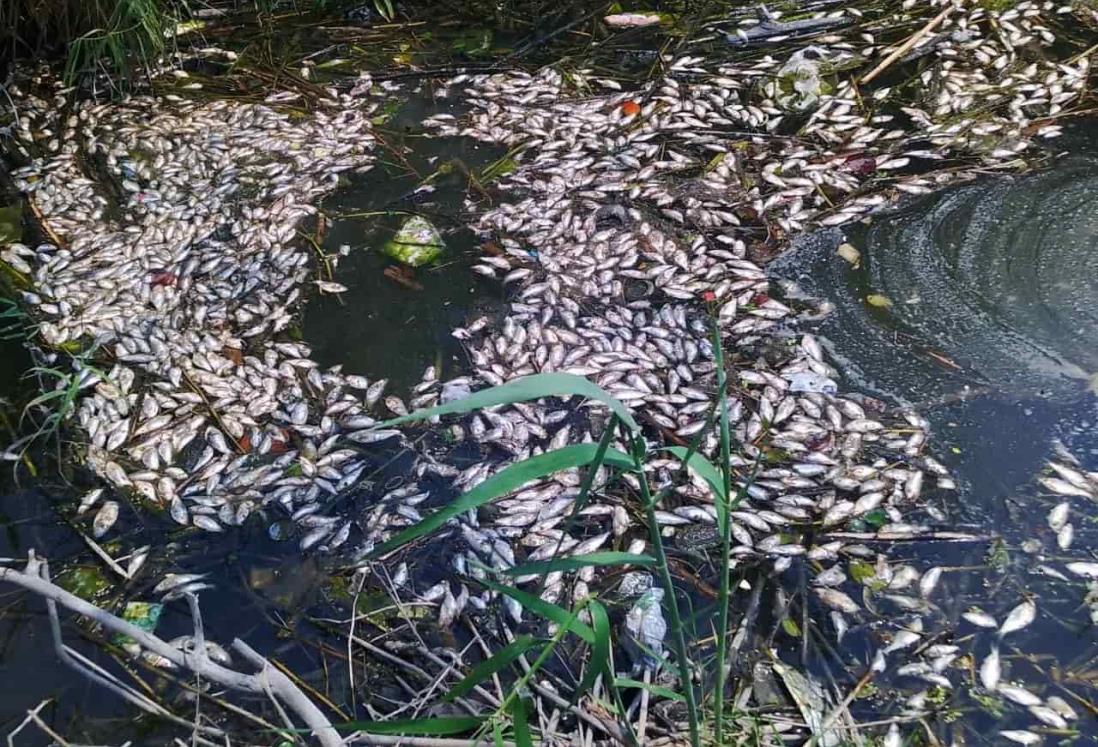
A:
[57,565,112,601]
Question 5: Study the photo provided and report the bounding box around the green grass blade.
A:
[477,577,595,643]
[713,319,735,746]
[339,716,482,735]
[575,599,611,700]
[371,444,635,556]
[612,677,685,702]
[626,426,701,747]
[510,698,534,747]
[501,552,656,577]
[445,635,541,701]
[664,446,728,534]
[371,373,640,433]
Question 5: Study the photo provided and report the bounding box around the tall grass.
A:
[358,323,751,746]
[3,0,368,87]
[1,0,178,84]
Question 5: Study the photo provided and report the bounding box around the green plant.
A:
[62,0,179,85]
[373,0,395,21]
[358,323,754,746]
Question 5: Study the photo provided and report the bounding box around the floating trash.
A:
[381,215,445,267]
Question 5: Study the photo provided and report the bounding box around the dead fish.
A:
[314,280,349,294]
[154,573,208,595]
[193,515,223,533]
[997,684,1041,707]
[1046,502,1069,532]
[1066,562,1098,579]
[918,567,942,598]
[92,500,120,538]
[1057,523,1073,550]
[1038,476,1089,498]
[979,645,1001,691]
[1028,705,1068,730]
[125,545,150,578]
[815,587,860,614]
[998,599,1036,637]
[883,628,920,655]
[77,488,103,515]
[963,608,998,629]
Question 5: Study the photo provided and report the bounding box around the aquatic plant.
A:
[361,329,751,747]
[1,0,177,85]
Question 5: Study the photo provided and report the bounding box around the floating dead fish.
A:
[998,600,1036,637]
[979,645,1001,691]
[92,501,120,538]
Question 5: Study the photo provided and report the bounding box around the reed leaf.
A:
[612,677,685,702]
[370,444,634,556]
[338,716,482,735]
[510,698,534,747]
[445,635,541,701]
[477,577,595,643]
[372,373,640,432]
[575,599,611,699]
[501,552,656,577]
[664,446,728,534]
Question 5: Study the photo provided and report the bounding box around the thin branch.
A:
[859,3,955,85]
[1,552,341,747]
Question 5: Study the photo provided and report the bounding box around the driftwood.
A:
[0,551,341,747]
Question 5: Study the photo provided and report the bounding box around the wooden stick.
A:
[1,551,342,747]
[860,4,955,85]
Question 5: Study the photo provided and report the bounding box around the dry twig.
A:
[1,551,342,747]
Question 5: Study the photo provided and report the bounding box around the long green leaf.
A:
[613,677,685,702]
[478,577,595,643]
[576,599,611,700]
[371,444,634,556]
[371,373,639,432]
[445,635,541,701]
[664,446,728,534]
[501,552,656,577]
[339,716,482,735]
[510,698,534,747]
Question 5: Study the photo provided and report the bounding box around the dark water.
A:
[3,25,1098,745]
[0,91,501,743]
[772,125,1098,739]
[301,93,506,391]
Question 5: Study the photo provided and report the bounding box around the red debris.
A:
[842,154,877,177]
[150,270,177,287]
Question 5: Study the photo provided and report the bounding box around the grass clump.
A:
[359,323,754,746]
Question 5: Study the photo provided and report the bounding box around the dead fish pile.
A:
[0,3,1094,704]
[404,0,1090,610]
[808,444,1098,743]
[0,70,432,547]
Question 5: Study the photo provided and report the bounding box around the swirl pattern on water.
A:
[862,155,1098,393]
[774,153,1098,404]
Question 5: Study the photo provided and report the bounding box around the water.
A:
[4,9,1098,745]
[302,95,506,390]
[775,122,1098,404]
[0,90,502,743]
[771,124,1098,740]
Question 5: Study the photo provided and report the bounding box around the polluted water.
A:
[1,0,1098,744]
